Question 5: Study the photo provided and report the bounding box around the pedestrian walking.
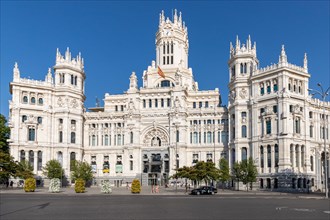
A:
[10,181,13,188]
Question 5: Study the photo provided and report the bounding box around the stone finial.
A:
[46,67,53,83]
[279,45,288,64]
[303,53,308,71]
[13,62,20,81]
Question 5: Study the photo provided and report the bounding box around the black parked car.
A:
[191,186,217,195]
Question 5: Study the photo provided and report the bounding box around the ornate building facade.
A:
[8,10,329,191]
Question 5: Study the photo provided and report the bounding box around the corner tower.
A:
[228,36,258,169]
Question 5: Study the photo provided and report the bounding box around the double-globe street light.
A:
[308,83,330,198]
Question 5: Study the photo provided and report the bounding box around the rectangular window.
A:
[193,102,196,108]
[266,120,271,134]
[59,131,63,143]
[149,99,152,108]
[273,105,277,113]
[163,56,165,65]
[267,86,271,94]
[273,84,278,92]
[199,102,202,108]
[115,105,118,111]
[205,101,209,108]
[130,161,133,171]
[28,128,35,141]
[155,99,158,108]
[121,105,124,111]
[261,87,264,95]
[167,98,171,107]
[161,99,164,107]
[310,126,313,138]
[171,56,173,64]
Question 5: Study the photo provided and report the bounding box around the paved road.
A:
[1,193,329,220]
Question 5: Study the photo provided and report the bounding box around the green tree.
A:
[232,161,243,191]
[240,157,258,191]
[16,161,34,180]
[0,114,10,152]
[0,114,17,182]
[43,159,64,179]
[71,161,93,184]
[219,158,230,191]
[194,161,220,186]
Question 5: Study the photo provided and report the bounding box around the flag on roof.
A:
[158,66,165,78]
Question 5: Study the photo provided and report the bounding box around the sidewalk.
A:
[0,186,326,199]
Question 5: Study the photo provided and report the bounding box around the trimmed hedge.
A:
[24,178,36,192]
[75,178,85,193]
[131,179,141,194]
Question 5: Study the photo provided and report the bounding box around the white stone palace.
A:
[8,10,329,191]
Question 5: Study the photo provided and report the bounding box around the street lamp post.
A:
[308,83,330,198]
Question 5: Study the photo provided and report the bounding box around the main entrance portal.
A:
[142,126,170,186]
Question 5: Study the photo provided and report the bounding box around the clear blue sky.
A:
[1,1,329,118]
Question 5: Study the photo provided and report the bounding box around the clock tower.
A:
[155,10,189,70]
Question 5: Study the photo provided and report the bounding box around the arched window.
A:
[23,96,28,103]
[240,63,244,73]
[71,132,76,144]
[92,135,96,146]
[38,98,43,105]
[275,144,279,167]
[295,118,301,134]
[290,144,294,166]
[260,146,264,168]
[31,97,36,104]
[267,145,271,168]
[241,125,247,138]
[130,132,133,144]
[193,132,198,144]
[57,151,63,166]
[176,130,180,142]
[241,147,247,161]
[105,134,109,146]
[310,155,314,171]
[74,76,77,85]
[155,99,158,108]
[20,150,25,162]
[29,150,34,170]
[161,80,171,87]
[117,134,122,145]
[70,152,76,171]
[22,115,27,122]
[207,131,212,143]
[301,145,305,167]
[295,145,299,167]
[161,99,164,107]
[37,117,42,124]
[37,151,42,171]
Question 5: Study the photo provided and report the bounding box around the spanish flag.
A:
[158,66,165,78]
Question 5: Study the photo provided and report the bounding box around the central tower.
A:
[155,10,189,69]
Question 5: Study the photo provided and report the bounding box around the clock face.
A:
[165,29,171,36]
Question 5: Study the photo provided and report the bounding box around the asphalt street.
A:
[1,194,329,220]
